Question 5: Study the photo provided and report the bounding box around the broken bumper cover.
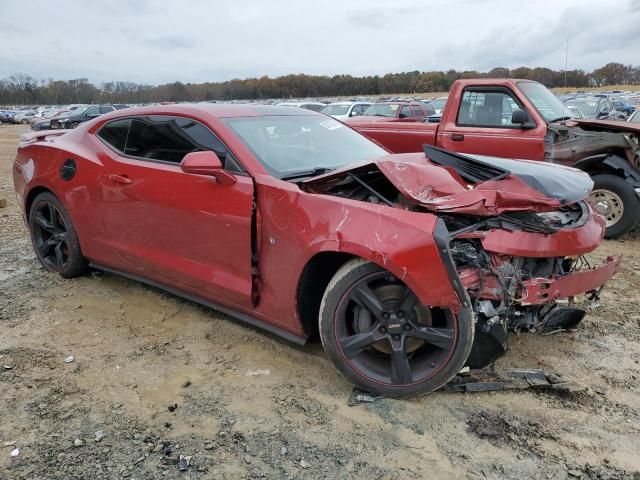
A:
[520,255,621,305]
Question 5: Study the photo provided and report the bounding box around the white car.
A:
[320,101,372,120]
[627,110,640,123]
[13,111,37,124]
[276,102,326,112]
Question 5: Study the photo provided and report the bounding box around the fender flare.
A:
[574,153,640,186]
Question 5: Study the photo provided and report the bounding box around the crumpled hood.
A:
[303,147,593,215]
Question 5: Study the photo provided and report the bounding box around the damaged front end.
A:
[302,145,621,368]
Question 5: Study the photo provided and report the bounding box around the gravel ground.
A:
[0,124,639,480]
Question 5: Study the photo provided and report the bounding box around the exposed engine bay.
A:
[301,148,621,368]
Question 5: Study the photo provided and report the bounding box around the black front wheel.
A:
[588,174,640,239]
[319,259,473,397]
[28,192,87,278]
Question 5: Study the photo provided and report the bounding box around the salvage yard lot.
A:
[0,124,639,479]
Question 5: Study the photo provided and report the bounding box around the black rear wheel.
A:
[29,192,87,278]
[319,259,473,397]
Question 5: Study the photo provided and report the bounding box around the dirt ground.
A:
[0,124,638,480]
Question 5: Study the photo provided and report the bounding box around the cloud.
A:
[0,0,637,84]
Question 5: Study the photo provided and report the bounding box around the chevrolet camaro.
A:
[13,105,620,396]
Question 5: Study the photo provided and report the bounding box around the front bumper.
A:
[519,255,621,305]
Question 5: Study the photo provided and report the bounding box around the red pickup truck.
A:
[347,79,640,238]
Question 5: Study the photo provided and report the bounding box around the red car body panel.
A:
[12,104,618,345]
[519,256,621,305]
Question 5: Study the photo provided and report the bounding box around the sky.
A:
[0,0,638,85]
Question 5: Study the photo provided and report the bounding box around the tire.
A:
[69,122,79,129]
[28,192,88,278]
[319,258,473,397]
[588,174,640,239]
[21,119,28,124]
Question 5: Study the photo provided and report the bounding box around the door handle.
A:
[108,174,132,185]
[451,133,465,142]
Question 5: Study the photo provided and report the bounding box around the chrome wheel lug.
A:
[382,312,390,320]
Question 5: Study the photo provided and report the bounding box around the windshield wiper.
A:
[548,116,573,123]
[281,167,335,181]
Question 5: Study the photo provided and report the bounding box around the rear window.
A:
[97,119,131,152]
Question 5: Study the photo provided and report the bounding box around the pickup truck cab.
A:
[347,79,640,238]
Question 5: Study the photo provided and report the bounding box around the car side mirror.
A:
[350,110,359,117]
[511,108,536,129]
[398,113,407,119]
[511,109,527,125]
[180,151,237,186]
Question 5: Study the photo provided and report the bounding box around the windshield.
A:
[430,98,447,110]
[320,104,350,116]
[567,99,598,116]
[223,115,387,179]
[517,81,572,122]
[362,103,400,117]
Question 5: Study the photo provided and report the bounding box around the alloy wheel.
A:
[334,271,456,386]
[31,201,70,270]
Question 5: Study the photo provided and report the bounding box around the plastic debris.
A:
[179,455,192,471]
[348,387,382,406]
[64,355,75,364]
[10,448,19,457]
[445,368,587,393]
[245,369,271,377]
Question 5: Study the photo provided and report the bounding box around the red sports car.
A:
[13,105,620,397]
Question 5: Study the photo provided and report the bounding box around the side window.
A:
[399,105,413,118]
[99,106,115,114]
[122,115,244,171]
[97,119,131,152]
[84,106,99,117]
[457,90,524,127]
[411,106,425,118]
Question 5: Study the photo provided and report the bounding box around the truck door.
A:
[438,86,545,161]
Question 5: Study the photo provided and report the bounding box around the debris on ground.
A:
[179,454,192,471]
[10,448,19,457]
[245,368,271,377]
[445,368,587,393]
[64,355,75,363]
[348,387,382,406]
[167,403,178,412]
[0,198,7,208]
[94,430,104,442]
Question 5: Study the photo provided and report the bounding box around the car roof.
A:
[98,103,322,121]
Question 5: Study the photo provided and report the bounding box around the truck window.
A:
[399,105,413,118]
[457,90,525,128]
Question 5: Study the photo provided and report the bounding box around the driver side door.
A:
[95,115,255,307]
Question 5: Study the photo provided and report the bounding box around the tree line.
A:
[1,62,639,106]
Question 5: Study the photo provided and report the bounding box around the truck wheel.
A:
[319,258,473,397]
[588,174,640,238]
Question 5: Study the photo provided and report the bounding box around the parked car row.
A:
[0,104,129,130]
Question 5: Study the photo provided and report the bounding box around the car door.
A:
[438,87,546,160]
[95,115,255,307]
